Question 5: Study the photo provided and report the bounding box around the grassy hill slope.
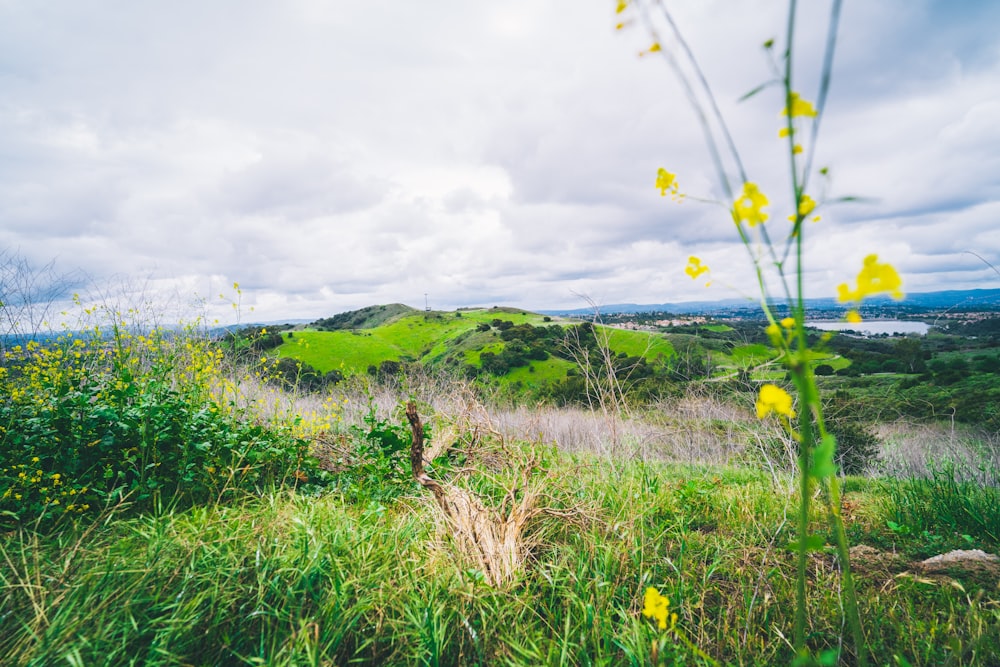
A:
[274,306,675,387]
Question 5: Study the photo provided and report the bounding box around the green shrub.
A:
[0,328,320,528]
[332,406,420,503]
[828,420,881,476]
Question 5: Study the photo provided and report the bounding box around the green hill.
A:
[273,306,676,389]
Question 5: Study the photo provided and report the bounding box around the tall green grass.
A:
[887,461,1000,552]
[3,459,998,666]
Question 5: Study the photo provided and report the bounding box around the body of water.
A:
[808,320,931,336]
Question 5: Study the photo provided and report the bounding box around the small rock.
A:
[921,549,1000,567]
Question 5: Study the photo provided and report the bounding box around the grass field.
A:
[3,323,999,665]
[4,452,997,666]
[275,310,676,389]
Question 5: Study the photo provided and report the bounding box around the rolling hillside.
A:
[272,305,676,389]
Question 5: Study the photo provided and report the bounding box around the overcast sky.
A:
[1,0,998,323]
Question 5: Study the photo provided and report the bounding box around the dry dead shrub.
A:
[404,401,581,587]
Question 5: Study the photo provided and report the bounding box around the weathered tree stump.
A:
[405,401,542,586]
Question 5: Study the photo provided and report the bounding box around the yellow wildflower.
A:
[642,587,676,631]
[655,168,679,197]
[846,310,862,323]
[780,317,796,329]
[788,194,820,223]
[837,254,904,302]
[640,42,662,57]
[797,194,816,216]
[685,256,709,279]
[756,384,796,419]
[734,182,769,226]
[782,92,818,118]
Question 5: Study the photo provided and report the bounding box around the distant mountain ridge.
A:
[537,288,1000,317]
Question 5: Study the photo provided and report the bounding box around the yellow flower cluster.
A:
[655,168,681,200]
[837,254,904,322]
[642,587,677,631]
[684,256,709,280]
[837,254,904,303]
[787,194,821,224]
[782,92,818,119]
[778,92,818,155]
[756,383,796,419]
[733,182,769,227]
[292,395,347,439]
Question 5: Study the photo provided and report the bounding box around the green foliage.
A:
[271,357,343,391]
[333,407,419,503]
[311,303,417,330]
[828,420,880,476]
[3,460,998,665]
[887,462,1000,551]
[822,390,883,475]
[0,331,320,529]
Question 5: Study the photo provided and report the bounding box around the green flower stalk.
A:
[615,0,905,663]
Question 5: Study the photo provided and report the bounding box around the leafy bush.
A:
[0,328,319,528]
[828,420,881,476]
[333,407,419,503]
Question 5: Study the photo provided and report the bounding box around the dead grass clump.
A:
[404,401,585,587]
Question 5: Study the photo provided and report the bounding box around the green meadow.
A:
[273,307,676,393]
[3,306,999,665]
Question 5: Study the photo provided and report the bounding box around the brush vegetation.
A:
[3,303,1000,665]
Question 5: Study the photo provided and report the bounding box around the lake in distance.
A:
[807,320,931,336]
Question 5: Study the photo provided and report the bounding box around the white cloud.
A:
[0,0,997,322]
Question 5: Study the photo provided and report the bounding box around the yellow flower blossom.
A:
[655,168,679,198]
[846,310,862,323]
[756,384,796,419]
[780,317,796,329]
[734,182,769,226]
[797,194,816,217]
[836,254,904,303]
[640,42,662,57]
[642,587,676,631]
[788,194,820,223]
[782,92,818,118]
[685,256,709,279]
[615,0,628,14]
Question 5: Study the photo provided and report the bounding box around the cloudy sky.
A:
[1,0,998,323]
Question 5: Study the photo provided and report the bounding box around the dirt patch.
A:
[849,544,909,578]
[915,549,1000,582]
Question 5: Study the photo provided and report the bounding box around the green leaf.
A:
[738,79,779,102]
[810,434,837,479]
[787,534,827,552]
